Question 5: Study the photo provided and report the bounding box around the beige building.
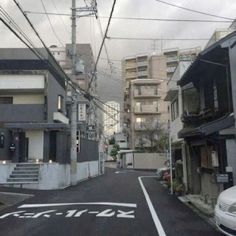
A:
[122,54,168,150]
[164,47,201,79]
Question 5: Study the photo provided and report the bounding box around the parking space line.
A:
[138,176,166,236]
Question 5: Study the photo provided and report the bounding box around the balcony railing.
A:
[125,72,137,79]
[137,61,148,67]
[134,104,159,114]
[134,122,158,130]
[133,89,160,98]
[137,70,148,77]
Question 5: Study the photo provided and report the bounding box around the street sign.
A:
[216,174,229,183]
[78,103,86,121]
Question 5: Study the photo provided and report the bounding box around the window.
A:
[0,97,13,104]
[213,82,218,111]
[138,66,148,72]
[171,99,179,121]
[57,95,63,112]
[0,133,4,148]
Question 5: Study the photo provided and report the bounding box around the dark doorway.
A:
[49,131,57,162]
[19,132,28,162]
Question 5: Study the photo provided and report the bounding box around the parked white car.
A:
[215,185,236,236]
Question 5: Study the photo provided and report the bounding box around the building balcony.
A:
[166,57,178,63]
[125,63,136,69]
[137,61,148,67]
[125,72,137,79]
[133,90,161,98]
[134,105,159,114]
[137,70,148,77]
[0,104,45,123]
[134,122,158,131]
[134,139,151,148]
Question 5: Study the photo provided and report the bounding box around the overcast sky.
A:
[1,0,236,101]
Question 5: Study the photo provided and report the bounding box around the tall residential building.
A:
[50,44,98,139]
[122,54,168,150]
[103,101,120,137]
[164,47,201,79]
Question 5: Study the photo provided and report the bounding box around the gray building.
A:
[50,44,98,140]
[0,48,70,164]
[0,47,100,189]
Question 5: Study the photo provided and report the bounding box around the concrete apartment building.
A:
[122,54,168,150]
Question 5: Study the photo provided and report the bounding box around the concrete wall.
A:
[26,130,44,161]
[38,163,70,190]
[78,139,99,162]
[133,153,167,169]
[200,172,219,204]
[0,163,15,183]
[0,161,99,189]
[0,74,44,90]
[76,161,99,182]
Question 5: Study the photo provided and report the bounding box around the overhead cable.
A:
[24,11,233,23]
[155,0,234,21]
[107,36,209,41]
[87,0,117,92]
[39,0,64,47]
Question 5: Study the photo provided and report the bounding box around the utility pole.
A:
[70,0,97,185]
[168,121,173,194]
[70,0,77,185]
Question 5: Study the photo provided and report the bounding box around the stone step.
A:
[7,178,38,182]
[14,167,39,171]
[12,171,39,175]
[16,163,40,167]
[5,182,39,185]
[10,174,39,178]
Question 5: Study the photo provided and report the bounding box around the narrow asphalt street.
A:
[0,168,222,236]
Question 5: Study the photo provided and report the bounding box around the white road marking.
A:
[18,202,137,209]
[138,176,166,236]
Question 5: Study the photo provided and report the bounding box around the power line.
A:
[6,1,123,118]
[87,0,117,92]
[40,0,64,47]
[12,0,89,97]
[24,11,233,23]
[93,100,119,122]
[101,16,233,23]
[107,36,209,41]
[97,16,113,73]
[50,0,70,34]
[155,0,234,21]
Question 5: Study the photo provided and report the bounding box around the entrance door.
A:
[19,132,27,162]
[49,131,57,162]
